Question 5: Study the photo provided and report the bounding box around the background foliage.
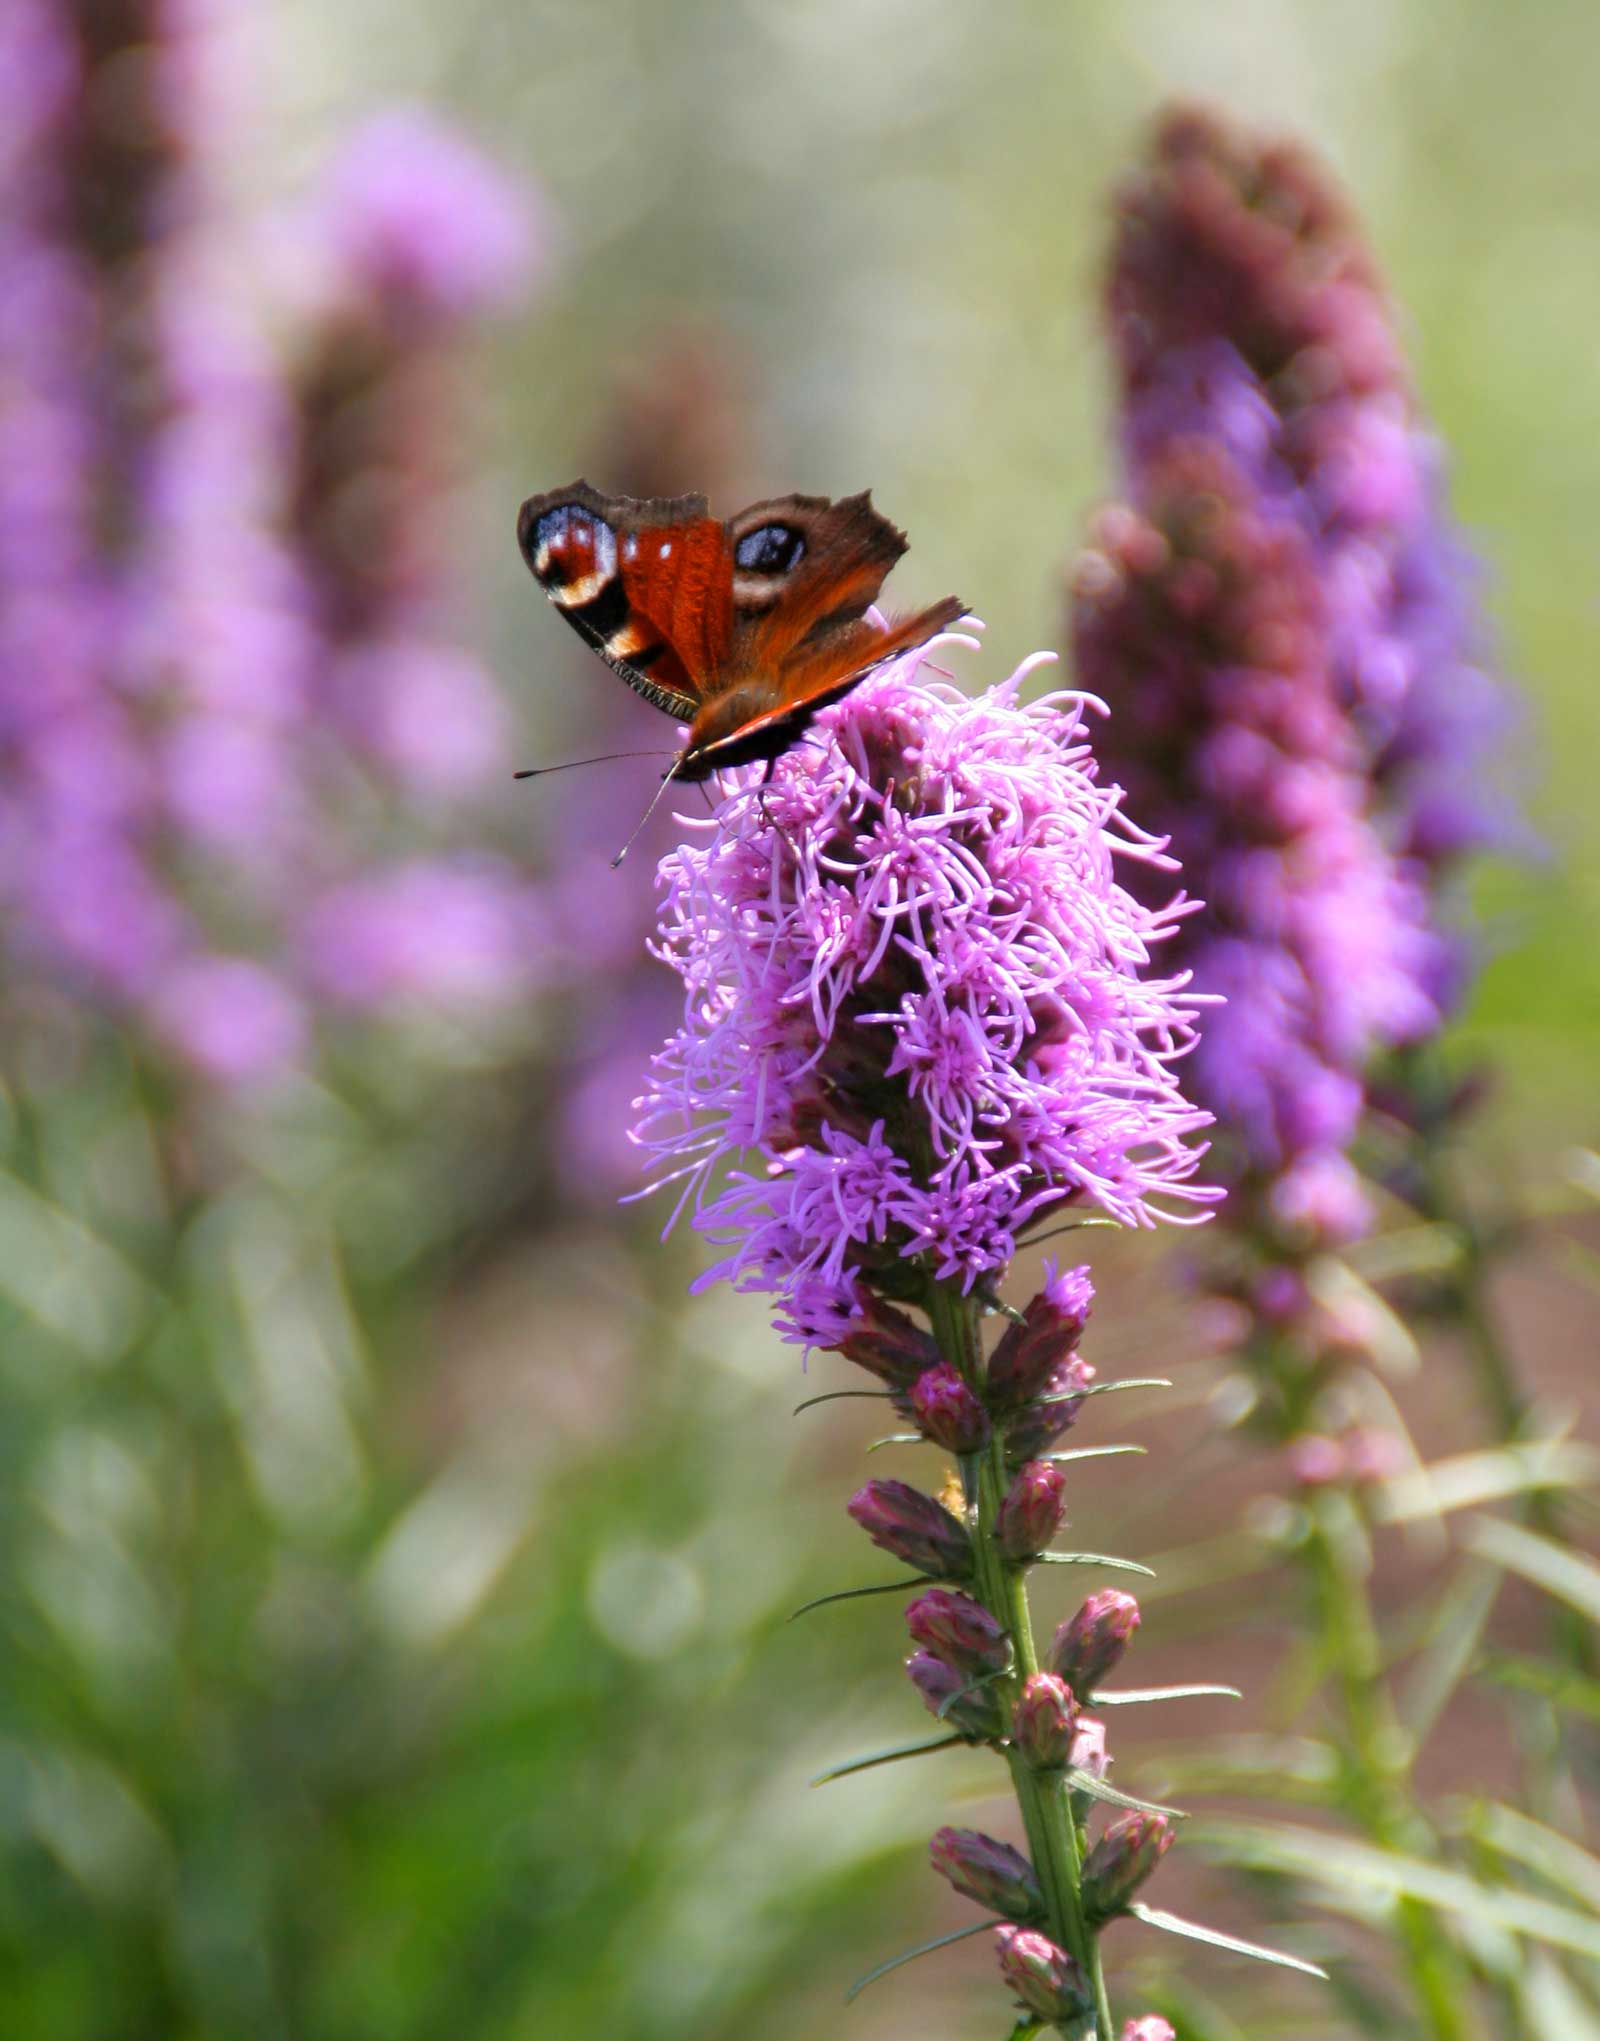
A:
[1,2,1596,2036]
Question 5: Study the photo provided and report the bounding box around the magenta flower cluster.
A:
[636,643,1216,1341]
[1074,107,1507,1237]
[0,0,544,1086]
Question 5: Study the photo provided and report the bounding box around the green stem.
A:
[1414,1124,1597,1686]
[1303,1488,1474,2041]
[928,1281,1114,2041]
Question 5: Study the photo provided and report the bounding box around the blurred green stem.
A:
[929,1281,1114,2041]
[1302,1487,1474,2041]
[1412,1121,1596,1681]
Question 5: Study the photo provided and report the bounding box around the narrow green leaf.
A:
[1034,1551,1155,1577]
[936,1668,1008,1723]
[1465,1801,1600,1915]
[1066,1768,1186,1819]
[811,1733,965,1786]
[1091,1683,1242,1706]
[844,1918,997,2003]
[1399,1562,1500,1748]
[1043,1444,1147,1466]
[793,1389,893,1415]
[1479,1651,1600,1723]
[1037,1375,1172,1407]
[1465,1517,1600,1624]
[1375,1442,1600,1525]
[1517,1954,1600,2041]
[1127,1902,1329,1978]
[1204,1819,1600,1957]
[865,1433,925,1452]
[787,1577,928,1620]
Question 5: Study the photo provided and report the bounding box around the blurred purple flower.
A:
[1075,444,1435,1223]
[635,645,1216,1345]
[0,0,546,1091]
[312,110,547,327]
[1105,106,1517,1016]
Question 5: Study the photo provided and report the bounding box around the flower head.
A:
[637,644,1216,1343]
[1097,103,1516,1055]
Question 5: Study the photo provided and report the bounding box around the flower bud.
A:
[905,1588,1010,1676]
[994,1459,1067,1560]
[846,1479,973,1580]
[1049,1589,1141,1699]
[837,1292,941,1390]
[1070,1713,1108,1780]
[907,1650,1004,1740]
[910,1363,990,1454]
[1011,1672,1078,1771]
[1122,2020,1176,2040]
[929,1827,1042,1922]
[986,1262,1094,1411]
[1003,1353,1095,1462]
[994,1925,1088,2022]
[1082,1812,1175,1921]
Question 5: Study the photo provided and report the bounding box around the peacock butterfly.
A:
[516,479,965,783]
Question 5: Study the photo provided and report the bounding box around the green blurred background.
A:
[5,3,1598,2037]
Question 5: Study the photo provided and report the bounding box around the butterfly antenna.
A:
[514,749,673,780]
[611,753,688,868]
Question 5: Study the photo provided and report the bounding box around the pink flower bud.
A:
[846,1479,973,1579]
[929,1827,1043,1921]
[1288,1433,1345,1487]
[837,1292,941,1389]
[1122,2020,1176,2040]
[994,1925,1088,2021]
[1345,1424,1406,1485]
[1011,1672,1079,1771]
[1070,1713,1109,1779]
[905,1588,1011,1675]
[1049,1589,1141,1699]
[1082,1812,1175,1920]
[907,1650,1004,1740]
[1003,1353,1095,1462]
[994,1459,1067,1559]
[985,1261,1093,1410]
[910,1363,990,1454]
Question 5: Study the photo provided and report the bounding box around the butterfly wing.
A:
[518,479,734,722]
[680,491,965,772]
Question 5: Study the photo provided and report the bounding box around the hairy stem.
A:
[929,1280,1114,2041]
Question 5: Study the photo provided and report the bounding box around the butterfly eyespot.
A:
[735,523,806,574]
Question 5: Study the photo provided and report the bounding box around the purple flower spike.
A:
[1011,1671,1080,1772]
[636,647,1217,1348]
[986,1260,1094,1410]
[1050,1589,1142,1699]
[906,1650,1005,1741]
[1081,1812,1176,1921]
[846,1479,973,1580]
[994,1925,1089,2022]
[1123,2020,1178,2041]
[905,1588,1011,1676]
[994,1460,1068,1560]
[929,1827,1044,1922]
[910,1363,991,1455]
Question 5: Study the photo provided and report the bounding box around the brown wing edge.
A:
[516,477,713,564]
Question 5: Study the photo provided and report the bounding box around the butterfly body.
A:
[518,479,963,780]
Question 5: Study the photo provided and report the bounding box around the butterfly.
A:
[517,479,965,783]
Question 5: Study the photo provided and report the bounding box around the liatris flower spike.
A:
[637,639,1316,2028]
